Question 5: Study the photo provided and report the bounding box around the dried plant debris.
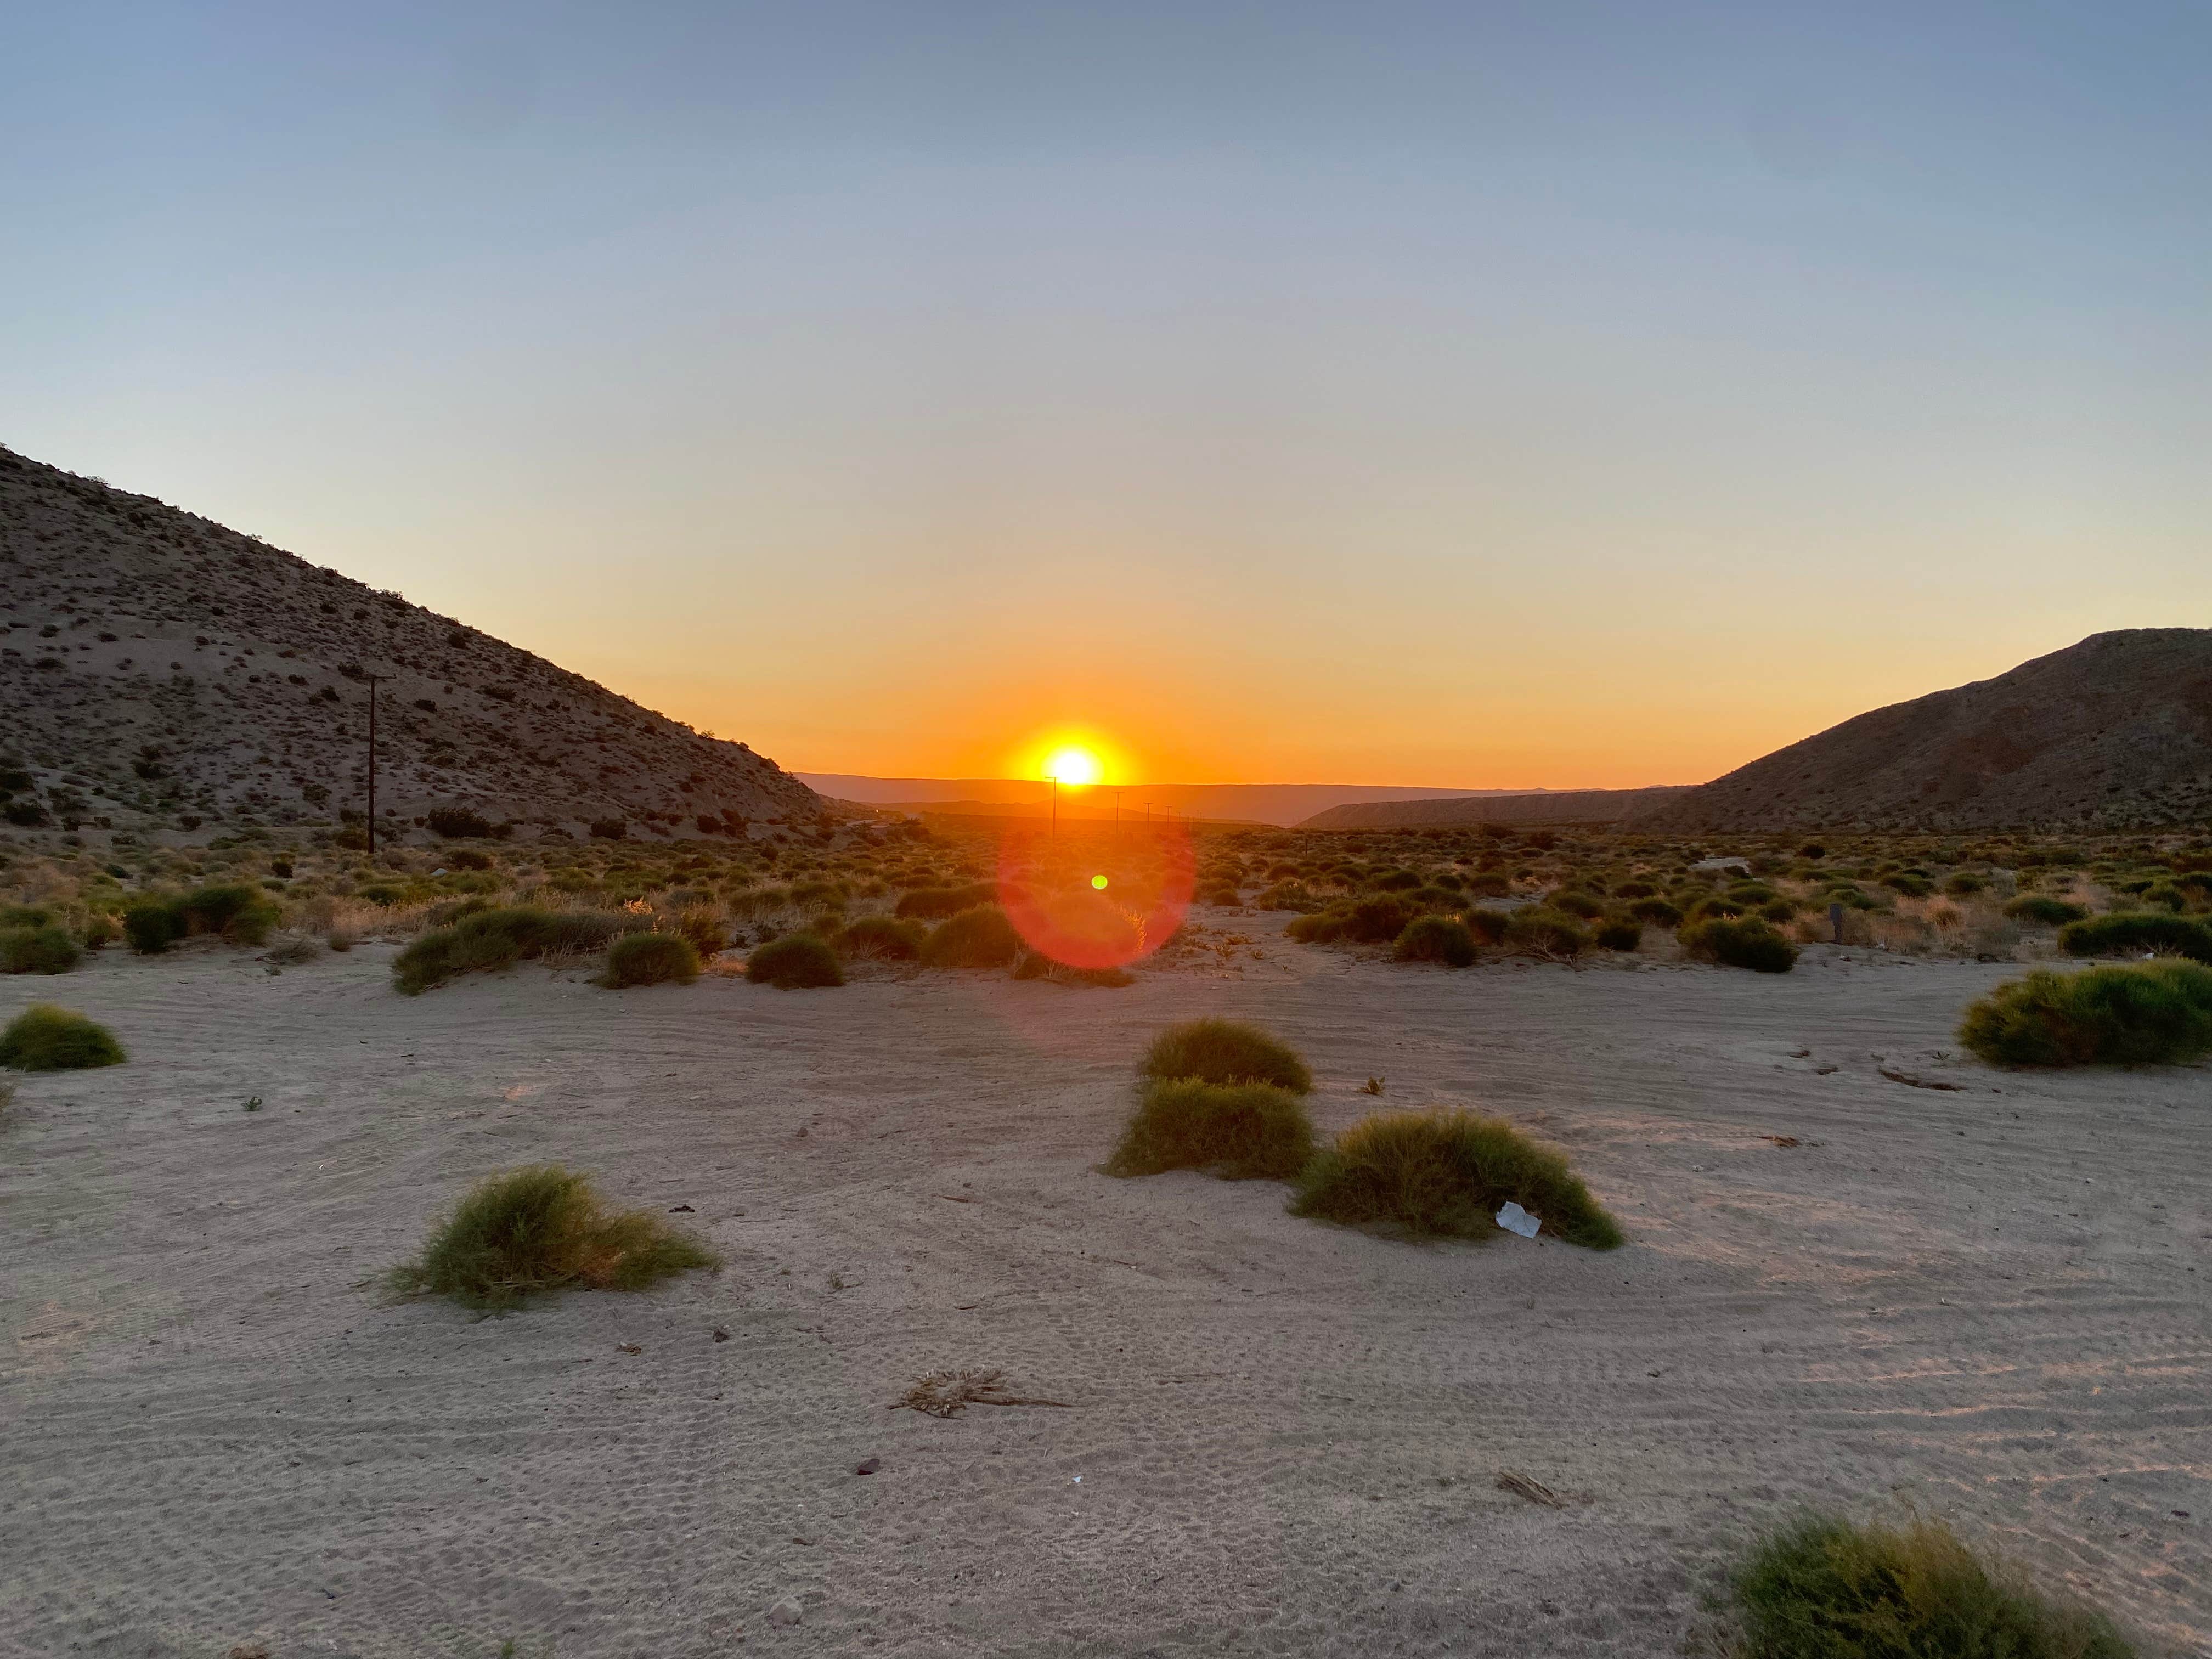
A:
[890,1368,1074,1417]
[1496,1469,1567,1508]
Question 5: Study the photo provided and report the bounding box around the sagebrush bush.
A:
[1504,906,1588,957]
[746,933,844,988]
[2006,895,2088,926]
[0,1004,125,1071]
[387,1165,719,1311]
[1291,1109,1622,1248]
[393,906,634,994]
[1547,889,1605,919]
[922,905,1024,969]
[840,915,924,960]
[1142,1017,1313,1092]
[895,881,999,920]
[1,924,80,975]
[2058,911,2212,964]
[1286,911,1345,944]
[1342,895,1415,943]
[1959,962,2212,1068]
[1731,1513,2134,1659]
[1464,907,1511,944]
[1394,916,1476,967]
[1254,880,1319,911]
[426,806,496,839]
[123,882,280,953]
[602,931,701,989]
[1105,1079,1316,1180]
[1680,916,1798,973]
[1592,915,1643,951]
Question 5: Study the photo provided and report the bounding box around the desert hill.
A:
[1297,786,1691,830]
[1647,628,2212,833]
[0,445,819,838]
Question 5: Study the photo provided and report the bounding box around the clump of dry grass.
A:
[1105,1078,1316,1180]
[1140,1017,1312,1091]
[1290,1109,1623,1248]
[1730,1511,2134,1658]
[387,1164,719,1311]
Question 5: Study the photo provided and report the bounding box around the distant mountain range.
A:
[1297,786,1692,830]
[798,776,1542,829]
[0,445,818,838]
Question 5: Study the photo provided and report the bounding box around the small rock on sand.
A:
[769,1596,803,1626]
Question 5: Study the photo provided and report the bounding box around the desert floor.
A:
[3,930,2207,1658]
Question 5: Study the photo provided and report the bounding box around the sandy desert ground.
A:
[3,929,2207,1658]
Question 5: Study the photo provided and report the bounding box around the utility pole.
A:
[364,673,383,857]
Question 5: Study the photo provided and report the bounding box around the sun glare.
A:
[1043,744,1103,786]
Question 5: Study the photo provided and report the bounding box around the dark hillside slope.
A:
[0,445,817,838]
[1648,629,2212,832]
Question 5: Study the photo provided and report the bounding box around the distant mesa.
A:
[1297,786,1692,831]
[0,444,819,839]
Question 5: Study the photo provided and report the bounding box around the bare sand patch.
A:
[2,941,2205,1655]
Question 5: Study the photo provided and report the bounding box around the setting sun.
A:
[1042,744,1104,787]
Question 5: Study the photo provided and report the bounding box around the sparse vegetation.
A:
[601,931,701,989]
[1729,1511,2134,1659]
[921,905,1024,969]
[393,906,634,994]
[1290,1109,1622,1248]
[1680,915,1799,973]
[1,1004,125,1071]
[1,923,80,974]
[2058,911,2212,964]
[1105,1079,1316,1180]
[387,1165,719,1311]
[1959,962,2212,1068]
[839,915,924,960]
[1141,1017,1312,1092]
[1393,915,1476,966]
[746,933,844,989]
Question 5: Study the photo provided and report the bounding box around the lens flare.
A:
[996,823,1193,969]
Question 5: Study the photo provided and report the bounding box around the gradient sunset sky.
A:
[5,4,2206,788]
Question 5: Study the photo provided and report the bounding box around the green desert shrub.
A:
[1463,872,1511,899]
[1592,915,1643,952]
[1944,872,1987,896]
[1628,895,1683,927]
[1758,898,1798,923]
[2058,911,2212,964]
[669,905,725,956]
[1883,872,1936,897]
[895,881,999,920]
[601,931,700,989]
[1464,906,1511,945]
[2006,895,2087,927]
[1,924,80,975]
[1,1004,125,1071]
[387,1165,720,1312]
[1254,879,1319,911]
[1504,906,1588,957]
[2138,881,2189,913]
[1394,916,1476,967]
[746,932,844,989]
[1959,962,2212,1068]
[1290,1110,1622,1248]
[1286,910,1346,944]
[921,904,1024,969]
[1341,895,1415,943]
[1686,893,1750,922]
[1104,1079,1316,1180]
[393,906,633,994]
[1141,1017,1312,1092]
[123,898,188,953]
[1680,916,1798,973]
[839,915,925,959]
[179,882,280,944]
[1547,888,1605,919]
[1730,1512,2134,1659]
